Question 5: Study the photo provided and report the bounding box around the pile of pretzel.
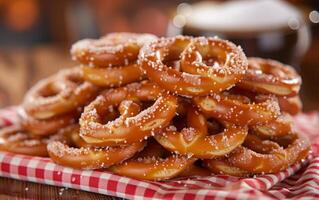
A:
[0,33,311,181]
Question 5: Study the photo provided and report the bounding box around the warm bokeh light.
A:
[309,10,319,23]
[4,0,39,31]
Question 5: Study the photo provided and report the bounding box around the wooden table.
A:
[0,177,119,200]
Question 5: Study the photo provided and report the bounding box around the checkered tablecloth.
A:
[0,107,319,200]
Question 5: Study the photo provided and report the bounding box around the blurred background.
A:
[0,0,318,111]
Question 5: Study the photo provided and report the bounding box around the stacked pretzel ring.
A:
[71,32,157,87]
[0,33,310,181]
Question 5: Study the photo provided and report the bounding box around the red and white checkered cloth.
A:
[0,107,319,200]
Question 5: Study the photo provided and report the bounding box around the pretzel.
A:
[67,100,141,149]
[252,113,293,137]
[81,64,143,87]
[18,108,78,136]
[238,57,301,96]
[71,32,157,67]
[155,106,248,159]
[204,159,249,177]
[80,81,178,146]
[117,100,142,118]
[48,141,145,169]
[47,125,146,169]
[109,140,195,180]
[64,125,90,148]
[278,96,302,115]
[138,36,248,96]
[226,133,310,174]
[23,68,98,119]
[205,134,288,176]
[194,92,280,126]
[0,125,65,157]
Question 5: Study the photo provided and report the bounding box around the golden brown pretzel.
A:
[71,32,157,67]
[18,108,79,136]
[23,68,98,119]
[226,133,310,174]
[155,106,248,159]
[205,134,288,176]
[0,125,66,157]
[67,125,91,148]
[278,95,302,115]
[139,36,248,96]
[117,100,141,118]
[81,64,144,87]
[252,113,293,137]
[109,140,195,180]
[204,159,249,177]
[80,81,178,146]
[47,125,146,169]
[48,141,145,169]
[238,57,301,96]
[194,92,280,126]
[69,100,142,148]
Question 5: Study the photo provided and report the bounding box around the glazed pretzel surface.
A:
[109,140,195,181]
[194,92,280,126]
[155,106,248,159]
[23,68,98,119]
[47,125,146,169]
[238,57,301,96]
[71,32,157,67]
[0,125,66,157]
[139,36,248,96]
[80,81,178,146]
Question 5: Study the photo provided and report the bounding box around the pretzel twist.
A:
[109,140,195,180]
[238,57,301,96]
[155,106,248,159]
[194,92,280,126]
[80,81,178,146]
[71,32,157,67]
[226,134,310,174]
[47,125,146,169]
[23,68,98,119]
[139,36,248,96]
[0,125,66,157]
[19,108,79,136]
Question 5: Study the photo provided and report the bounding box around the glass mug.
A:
[167,0,311,68]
